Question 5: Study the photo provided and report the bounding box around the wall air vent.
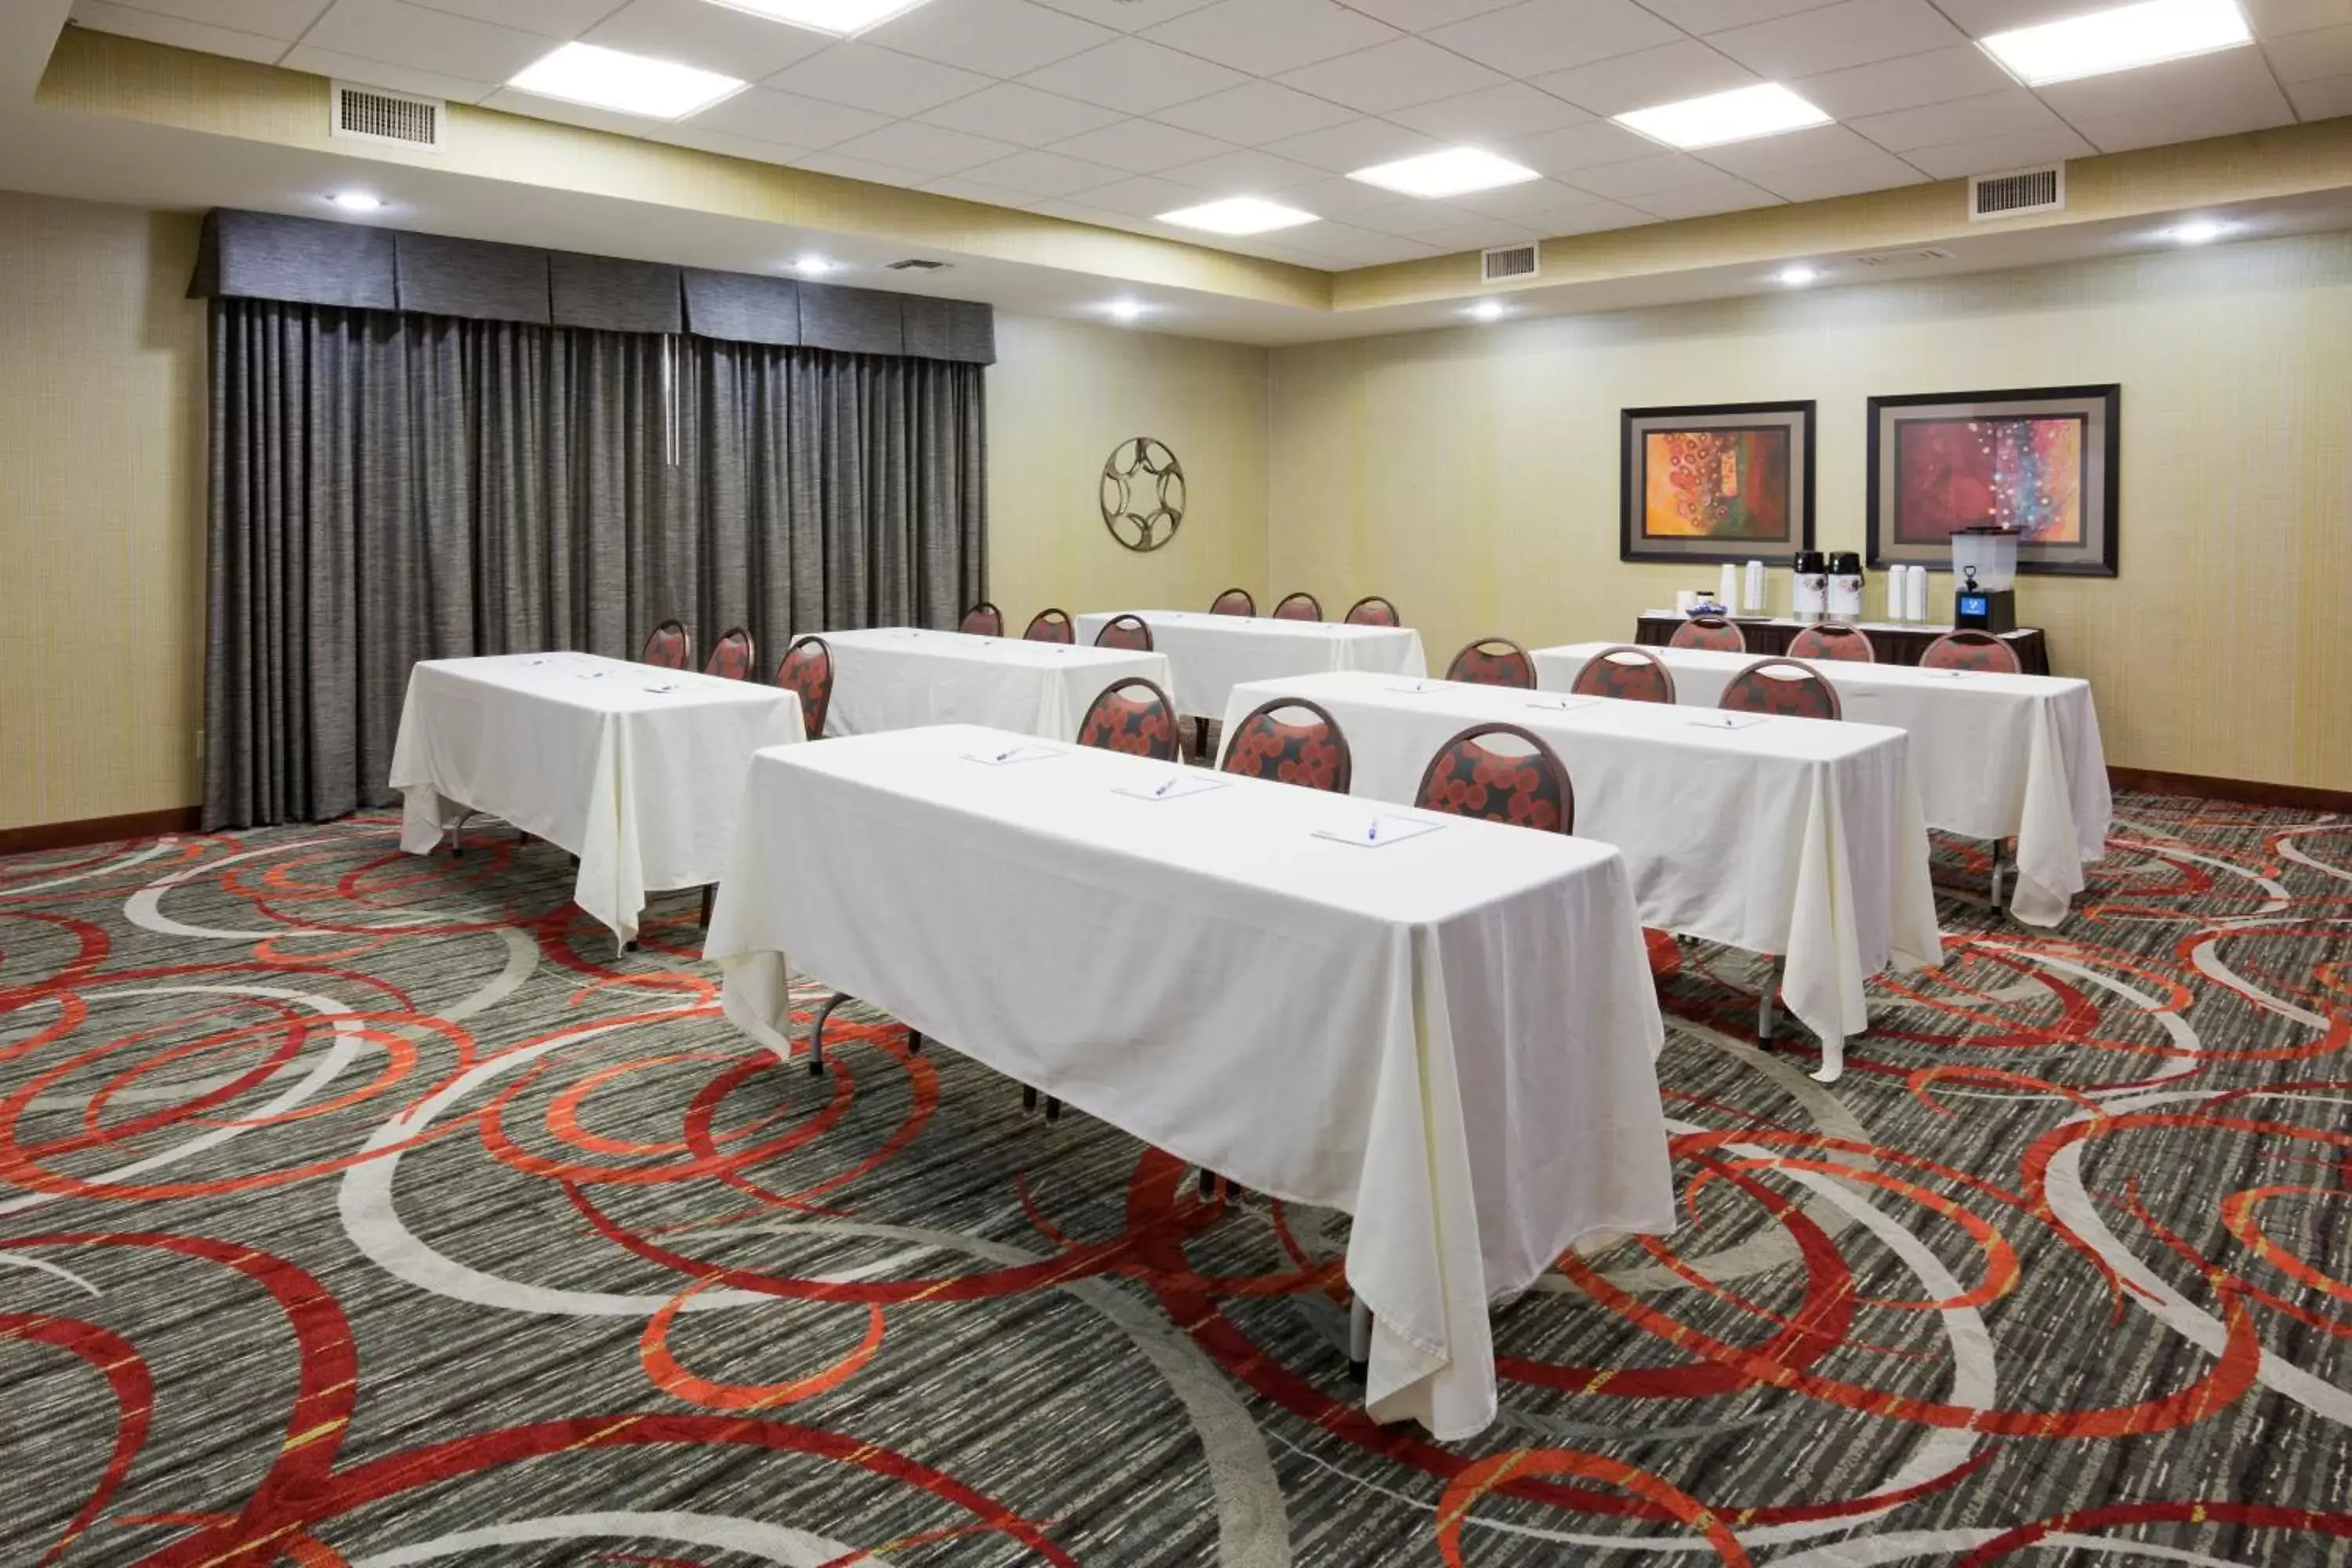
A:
[332,82,444,150]
[1481,243,1539,283]
[885,258,950,271]
[1850,246,1957,267]
[1969,164,2063,220]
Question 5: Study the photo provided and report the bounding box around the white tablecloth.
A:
[387,652,803,942]
[706,724,1674,1441]
[818,628,1171,740]
[1219,672,1941,1076]
[1534,643,2112,927]
[1073,610,1427,718]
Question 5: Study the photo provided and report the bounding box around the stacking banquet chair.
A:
[1446,636,1536,689]
[1922,629,2023,674]
[1272,591,1323,621]
[1786,622,1875,662]
[1344,594,1400,626]
[640,619,693,670]
[1093,612,1153,652]
[774,635,833,740]
[1570,644,1677,704]
[704,626,757,681]
[1414,723,1573,833]
[1210,586,1256,616]
[1025,608,1076,643]
[1669,614,1744,653]
[1719,657,1843,720]
[959,601,1004,637]
[1219,696,1352,793]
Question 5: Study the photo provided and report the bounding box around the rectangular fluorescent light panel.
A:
[1978,0,2250,85]
[702,0,938,34]
[508,42,746,118]
[1614,83,1831,150]
[1156,198,1319,235]
[1348,147,1539,198]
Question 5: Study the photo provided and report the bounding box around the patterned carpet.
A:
[2,795,2348,1566]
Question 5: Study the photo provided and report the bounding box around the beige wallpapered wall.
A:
[1269,230,2352,791]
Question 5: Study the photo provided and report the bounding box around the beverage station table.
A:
[1632,612,2050,674]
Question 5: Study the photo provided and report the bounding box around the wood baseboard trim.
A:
[2111,768,2352,814]
[0,806,203,858]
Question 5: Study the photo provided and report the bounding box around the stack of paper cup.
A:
[1675,590,1699,615]
[1717,562,1738,612]
[1744,560,1767,613]
[1903,566,1930,622]
[1888,569,1908,621]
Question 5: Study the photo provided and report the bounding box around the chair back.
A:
[1445,636,1535,688]
[1414,723,1573,833]
[1669,615,1744,653]
[705,626,757,681]
[1570,644,1677,705]
[1093,612,1153,652]
[1219,698,1352,793]
[1921,630,2022,674]
[1210,587,1256,617]
[1024,608,1075,644]
[959,601,1004,637]
[1076,677,1179,761]
[1345,595,1400,626]
[1786,622,1875,662]
[775,636,833,739]
[1272,591,1322,622]
[640,620,692,670]
[1719,657,1842,721]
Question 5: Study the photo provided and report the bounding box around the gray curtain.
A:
[202,298,987,829]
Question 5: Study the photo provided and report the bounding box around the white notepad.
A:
[1688,713,1769,730]
[1114,774,1231,802]
[1312,815,1444,848]
[964,744,1062,766]
[1526,696,1599,712]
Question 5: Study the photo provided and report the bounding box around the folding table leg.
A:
[449,811,474,856]
[1988,840,2007,909]
[1348,1294,1371,1382]
[1756,957,1782,1042]
[806,992,848,1077]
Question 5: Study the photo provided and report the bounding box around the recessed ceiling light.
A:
[1979,0,2249,85]
[1468,300,1506,321]
[2169,219,2229,244]
[1348,147,1539,199]
[328,191,384,213]
[1777,264,1817,285]
[793,253,838,276]
[1105,299,1145,323]
[1156,198,1319,235]
[700,0,937,34]
[507,42,746,120]
[1614,83,1831,151]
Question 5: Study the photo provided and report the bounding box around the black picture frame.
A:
[1620,401,1816,565]
[1865,383,2121,577]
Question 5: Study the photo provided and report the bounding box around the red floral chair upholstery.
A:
[959,601,1004,637]
[1345,595,1400,626]
[1210,587,1256,616]
[1024,608,1076,643]
[1220,698,1352,793]
[1669,615,1744,653]
[775,635,833,739]
[1922,630,2022,673]
[1093,612,1153,652]
[1272,591,1323,622]
[1077,677,1179,761]
[1414,723,1573,834]
[1445,636,1536,689]
[1719,658,1843,721]
[1786,622,1875,662]
[640,620,693,670]
[705,626,757,681]
[1570,644,1677,705]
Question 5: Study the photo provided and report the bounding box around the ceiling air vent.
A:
[1969,163,2063,220]
[1482,243,1538,283]
[885,258,950,271]
[332,82,444,151]
[1850,246,1957,267]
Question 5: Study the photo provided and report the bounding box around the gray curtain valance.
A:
[191,208,995,364]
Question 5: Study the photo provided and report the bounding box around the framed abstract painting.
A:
[1866,384,2120,576]
[1620,401,1814,564]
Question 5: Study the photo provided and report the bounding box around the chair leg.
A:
[1348,1294,1372,1382]
[699,884,715,927]
[517,829,532,848]
[449,810,474,856]
[907,1029,923,1054]
[1196,1167,1221,1200]
[1195,716,1210,760]
[1045,1096,1062,1122]
[1757,956,1781,1042]
[807,991,848,1077]
[1022,1084,1039,1114]
[1988,840,2007,909]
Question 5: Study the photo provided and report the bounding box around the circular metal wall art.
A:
[1100,437,1185,552]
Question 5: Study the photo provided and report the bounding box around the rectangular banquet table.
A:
[388,652,803,942]
[705,724,1675,1440]
[1533,642,2111,927]
[1073,609,1426,718]
[1218,671,1940,1078]
[818,627,1171,740]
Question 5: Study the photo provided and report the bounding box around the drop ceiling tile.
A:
[958,146,1125,192]
[1627,178,1784,217]
[1343,198,1482,234]
[1899,123,2096,179]
[1151,80,1359,140]
[1025,0,1217,29]
[1635,0,1842,32]
[1024,195,1137,227]
[1534,39,1759,118]
[1145,0,1401,75]
[481,86,668,135]
[2033,42,2280,120]
[1790,45,2017,120]
[1427,0,1682,75]
[280,42,499,98]
[826,119,1022,173]
[1410,216,1546,249]
[583,0,830,81]
[1276,172,1430,216]
[1443,174,1606,216]
[1524,197,1650,233]
[1707,0,1969,80]
[1074,172,1213,215]
[1563,149,1737,197]
[1049,117,1234,172]
[1693,122,1883,177]
[2287,71,2352,116]
[1160,147,1331,192]
[2264,23,2352,80]
[1336,0,1522,26]
[1276,222,1446,263]
[650,122,808,162]
[1849,89,2064,153]
[89,0,326,38]
[2242,0,2352,34]
[300,0,564,82]
[1016,35,1247,112]
[2067,96,2296,154]
[919,82,1122,143]
[767,42,993,116]
[71,2,289,60]
[1385,81,1590,140]
[1500,116,1660,173]
[1744,147,1926,199]
[794,149,928,186]
[404,0,612,34]
[1927,0,2114,33]
[1261,116,1447,170]
[691,86,891,147]
[864,0,1116,78]
[1275,38,1507,114]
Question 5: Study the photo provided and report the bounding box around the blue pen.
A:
[1154,777,1177,797]
[1366,820,1380,844]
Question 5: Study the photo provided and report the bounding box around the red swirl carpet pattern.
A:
[2,797,2348,1566]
